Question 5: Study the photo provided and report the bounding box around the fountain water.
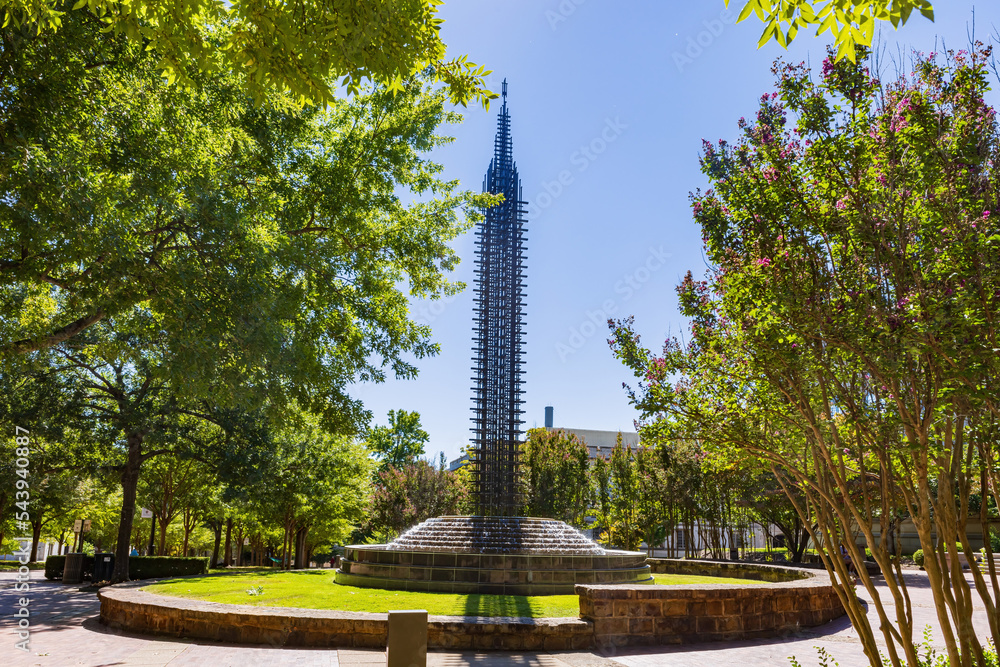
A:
[336,516,651,595]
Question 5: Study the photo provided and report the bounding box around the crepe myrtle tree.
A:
[368,459,467,540]
[239,416,370,570]
[611,46,1000,667]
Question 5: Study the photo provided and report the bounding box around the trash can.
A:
[63,552,85,584]
[92,553,114,582]
[729,548,739,561]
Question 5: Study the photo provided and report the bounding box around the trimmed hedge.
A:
[45,555,94,580]
[129,556,209,579]
[0,561,45,570]
[912,549,925,567]
[45,555,208,581]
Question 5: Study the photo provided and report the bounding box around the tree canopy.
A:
[727,0,934,61]
[610,45,1000,666]
[0,11,493,580]
[521,428,591,527]
[0,11,493,412]
[0,0,494,107]
[365,409,430,471]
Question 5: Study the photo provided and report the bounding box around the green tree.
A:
[137,455,214,556]
[0,358,95,560]
[243,417,371,569]
[368,459,466,539]
[0,0,493,107]
[590,454,613,545]
[607,434,642,551]
[366,410,430,472]
[727,0,934,61]
[521,428,591,527]
[3,14,491,581]
[0,13,493,361]
[610,46,1000,667]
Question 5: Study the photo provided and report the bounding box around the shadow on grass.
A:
[462,593,547,620]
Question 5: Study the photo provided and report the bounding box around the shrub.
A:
[913,549,925,567]
[45,555,208,581]
[0,561,45,570]
[128,556,210,579]
[44,555,94,580]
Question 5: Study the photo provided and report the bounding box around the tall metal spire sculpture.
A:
[470,80,527,518]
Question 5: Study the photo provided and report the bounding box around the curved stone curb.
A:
[98,579,593,650]
[98,561,848,651]
[579,559,848,648]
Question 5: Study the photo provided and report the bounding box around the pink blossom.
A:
[835,199,848,211]
[756,258,771,267]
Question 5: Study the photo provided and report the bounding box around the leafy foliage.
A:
[368,459,467,539]
[0,11,494,394]
[365,410,430,472]
[726,0,934,61]
[521,428,591,526]
[0,0,495,106]
[611,44,1000,667]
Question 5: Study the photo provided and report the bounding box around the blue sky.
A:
[353,0,998,464]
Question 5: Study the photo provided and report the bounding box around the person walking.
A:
[840,543,858,584]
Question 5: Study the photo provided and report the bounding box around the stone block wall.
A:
[579,559,845,648]
[646,558,809,581]
[98,582,592,650]
[99,560,846,651]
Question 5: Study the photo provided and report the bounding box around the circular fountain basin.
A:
[336,516,652,595]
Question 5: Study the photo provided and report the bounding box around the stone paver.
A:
[0,569,992,667]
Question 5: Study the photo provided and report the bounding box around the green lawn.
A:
[145,569,753,618]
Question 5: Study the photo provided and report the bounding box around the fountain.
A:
[336,82,651,595]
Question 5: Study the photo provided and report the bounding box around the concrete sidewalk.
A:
[0,569,991,666]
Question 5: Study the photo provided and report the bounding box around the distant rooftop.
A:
[545,427,639,460]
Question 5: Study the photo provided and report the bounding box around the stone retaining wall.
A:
[98,582,592,650]
[646,558,809,581]
[99,561,846,651]
[579,559,845,648]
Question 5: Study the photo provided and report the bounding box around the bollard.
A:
[386,609,428,667]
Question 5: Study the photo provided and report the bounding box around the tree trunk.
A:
[294,526,309,569]
[157,515,169,556]
[209,519,222,567]
[29,520,42,563]
[112,433,143,583]
[234,525,244,567]
[222,516,233,567]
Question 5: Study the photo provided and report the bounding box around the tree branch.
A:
[3,310,107,356]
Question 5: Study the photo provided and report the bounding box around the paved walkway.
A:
[0,570,992,666]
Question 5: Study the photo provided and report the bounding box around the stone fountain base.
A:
[335,516,652,595]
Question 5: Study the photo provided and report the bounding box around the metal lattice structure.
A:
[470,80,527,518]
